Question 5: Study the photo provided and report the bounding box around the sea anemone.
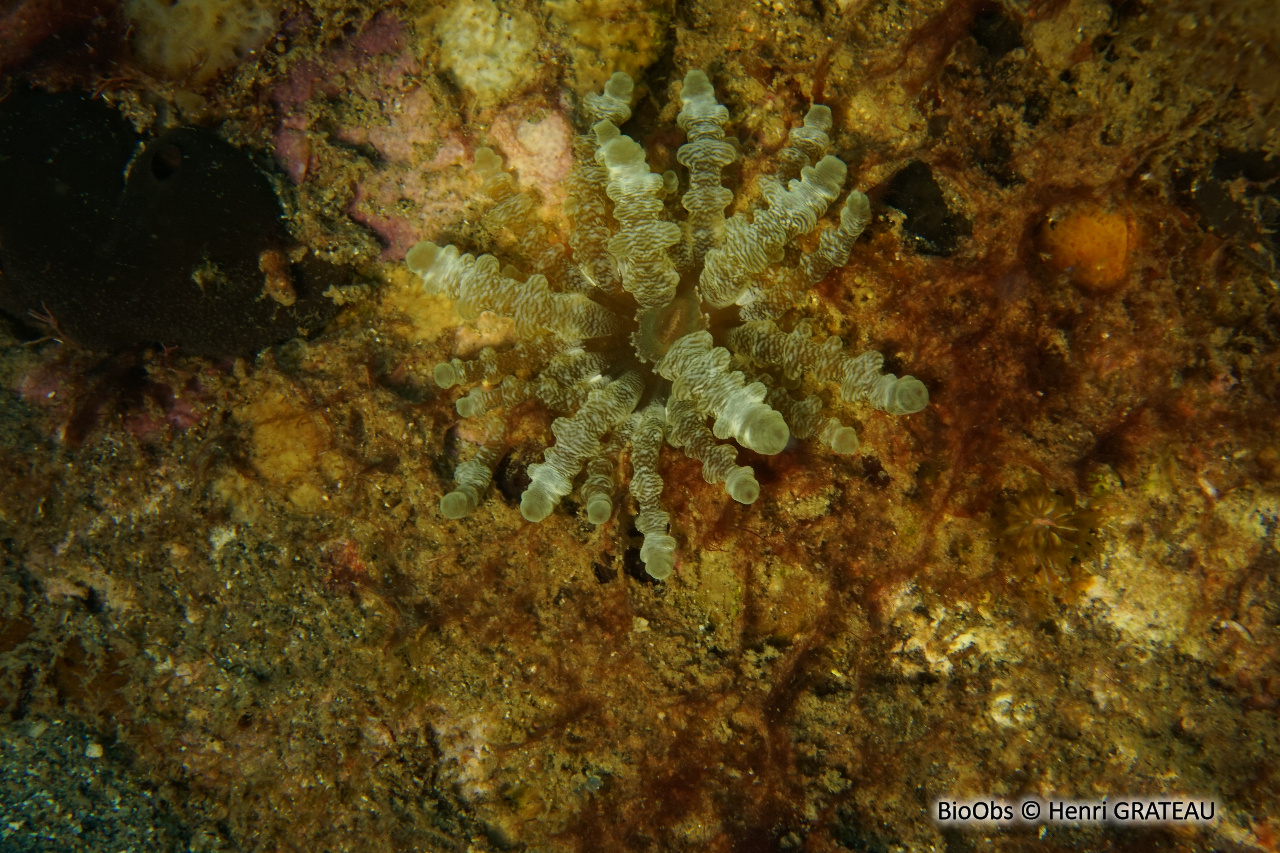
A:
[408,69,929,579]
[994,481,1100,602]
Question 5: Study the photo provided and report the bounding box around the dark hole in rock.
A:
[1022,92,1049,126]
[1171,151,1279,273]
[860,455,891,489]
[494,453,531,504]
[0,87,348,357]
[831,805,893,852]
[1108,0,1151,22]
[591,561,617,584]
[1191,179,1255,238]
[970,3,1023,58]
[883,160,971,256]
[623,546,658,584]
[150,142,183,180]
[1213,148,1280,183]
[977,129,1021,188]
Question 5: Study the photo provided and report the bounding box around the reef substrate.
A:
[0,0,1278,851]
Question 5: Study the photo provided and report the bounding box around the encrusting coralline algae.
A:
[407,69,929,579]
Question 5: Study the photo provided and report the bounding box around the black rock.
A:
[0,87,345,357]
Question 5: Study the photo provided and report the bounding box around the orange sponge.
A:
[1039,203,1135,291]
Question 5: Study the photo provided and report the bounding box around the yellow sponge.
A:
[125,0,281,83]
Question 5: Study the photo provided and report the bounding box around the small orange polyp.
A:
[1039,204,1134,291]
